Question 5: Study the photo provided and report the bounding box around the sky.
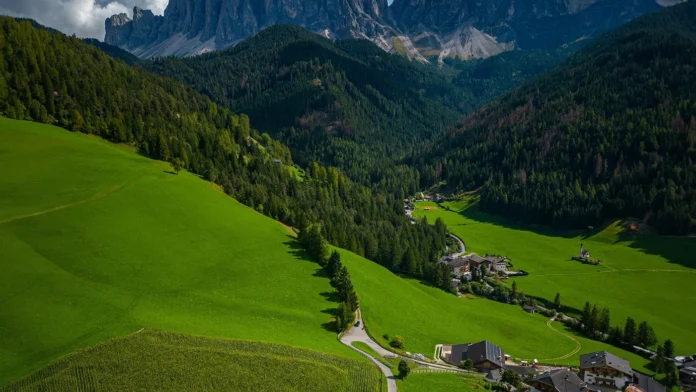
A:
[0,0,394,40]
[0,0,167,39]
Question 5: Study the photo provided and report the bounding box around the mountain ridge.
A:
[104,0,677,61]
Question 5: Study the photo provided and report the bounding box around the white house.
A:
[580,352,633,390]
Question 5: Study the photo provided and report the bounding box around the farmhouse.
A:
[529,369,590,392]
[450,257,471,277]
[440,340,505,371]
[579,351,633,390]
[629,372,666,392]
[524,305,536,313]
[680,363,696,387]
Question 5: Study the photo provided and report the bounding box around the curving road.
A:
[341,310,479,391]
[449,233,466,257]
[341,309,398,392]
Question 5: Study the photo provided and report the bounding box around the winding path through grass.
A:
[540,319,581,362]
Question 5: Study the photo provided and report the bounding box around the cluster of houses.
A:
[448,254,508,282]
[439,342,676,392]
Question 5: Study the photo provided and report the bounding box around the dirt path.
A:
[540,318,581,362]
[0,181,135,225]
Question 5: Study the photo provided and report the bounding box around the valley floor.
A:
[413,198,696,358]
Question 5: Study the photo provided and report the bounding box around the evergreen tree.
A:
[624,317,637,346]
[664,339,675,359]
[398,360,411,379]
[637,321,658,348]
[554,293,561,309]
[653,345,665,374]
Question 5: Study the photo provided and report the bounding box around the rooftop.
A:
[532,369,586,392]
[580,351,632,376]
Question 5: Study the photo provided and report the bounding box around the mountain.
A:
[139,24,472,193]
[105,0,675,61]
[418,0,696,234]
[105,1,398,59]
[388,0,670,61]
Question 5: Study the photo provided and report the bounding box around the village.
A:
[402,196,696,392]
[434,339,696,392]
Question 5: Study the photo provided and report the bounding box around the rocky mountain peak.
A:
[105,0,672,60]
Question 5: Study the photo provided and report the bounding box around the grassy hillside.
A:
[0,330,380,392]
[338,246,650,370]
[0,117,363,385]
[413,198,696,356]
[398,373,488,392]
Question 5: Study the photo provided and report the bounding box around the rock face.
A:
[105,0,672,60]
[106,0,395,58]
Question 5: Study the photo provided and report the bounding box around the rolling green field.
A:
[413,198,696,355]
[0,330,380,392]
[339,248,650,370]
[397,372,488,392]
[0,117,362,385]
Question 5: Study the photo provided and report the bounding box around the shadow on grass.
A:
[163,170,177,175]
[447,200,696,270]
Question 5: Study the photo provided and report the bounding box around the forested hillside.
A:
[0,17,452,290]
[141,25,469,195]
[418,0,696,234]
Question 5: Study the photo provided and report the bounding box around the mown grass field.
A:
[397,372,488,392]
[339,249,650,371]
[0,330,380,392]
[0,117,362,386]
[413,198,696,356]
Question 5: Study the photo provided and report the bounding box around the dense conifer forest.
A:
[0,17,452,290]
[140,25,467,195]
[418,0,696,234]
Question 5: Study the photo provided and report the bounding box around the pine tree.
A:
[653,345,665,374]
[624,317,637,346]
[554,293,561,309]
[663,339,675,359]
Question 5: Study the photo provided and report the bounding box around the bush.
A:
[390,335,404,349]
[461,359,474,370]
[398,360,411,379]
[382,333,389,341]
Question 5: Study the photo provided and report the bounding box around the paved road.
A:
[341,310,479,392]
[341,310,398,392]
[449,233,466,256]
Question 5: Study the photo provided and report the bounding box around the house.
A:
[487,368,503,383]
[524,305,536,313]
[681,364,696,387]
[450,257,471,277]
[440,340,505,371]
[579,352,633,390]
[529,369,590,392]
[629,371,666,392]
[492,259,508,272]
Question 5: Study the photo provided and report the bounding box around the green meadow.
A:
[0,117,360,385]
[339,249,650,370]
[398,373,488,392]
[0,330,380,392]
[413,198,696,355]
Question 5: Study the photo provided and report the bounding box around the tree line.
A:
[0,17,451,290]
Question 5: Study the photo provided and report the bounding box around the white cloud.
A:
[0,0,169,40]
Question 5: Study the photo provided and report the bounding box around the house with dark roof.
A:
[629,372,666,392]
[680,364,696,387]
[440,340,505,371]
[450,257,471,277]
[530,369,590,392]
[579,352,633,390]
